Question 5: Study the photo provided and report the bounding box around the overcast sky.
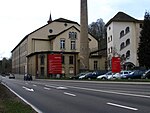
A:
[0,0,150,59]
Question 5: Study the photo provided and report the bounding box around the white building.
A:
[106,12,143,70]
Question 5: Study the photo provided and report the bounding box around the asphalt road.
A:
[1,76,150,113]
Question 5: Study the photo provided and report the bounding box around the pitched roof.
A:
[48,26,80,40]
[54,18,78,24]
[106,12,139,26]
[11,18,79,52]
[48,25,93,41]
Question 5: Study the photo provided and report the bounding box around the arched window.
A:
[125,27,130,34]
[74,32,77,39]
[120,30,124,38]
[69,32,72,38]
[126,50,130,59]
[69,32,77,39]
[126,39,130,46]
[120,42,125,50]
[121,54,125,61]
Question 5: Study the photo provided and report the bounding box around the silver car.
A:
[97,71,113,80]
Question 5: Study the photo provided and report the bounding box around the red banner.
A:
[48,54,62,74]
[111,57,121,73]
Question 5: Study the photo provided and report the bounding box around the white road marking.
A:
[107,102,138,111]
[22,86,34,92]
[45,85,67,90]
[66,86,150,98]
[44,87,51,90]
[57,87,68,90]
[33,84,37,87]
[64,92,76,97]
[45,85,57,89]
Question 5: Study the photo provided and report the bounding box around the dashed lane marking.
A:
[107,102,138,111]
[64,92,76,97]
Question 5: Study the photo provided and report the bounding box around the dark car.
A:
[142,69,150,79]
[24,74,32,81]
[85,72,97,80]
[85,71,107,80]
[124,70,146,79]
[8,73,15,79]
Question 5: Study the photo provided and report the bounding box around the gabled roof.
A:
[48,26,80,40]
[54,18,78,24]
[11,18,79,52]
[48,25,93,41]
[106,12,139,26]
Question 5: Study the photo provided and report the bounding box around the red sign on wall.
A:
[111,57,121,73]
[48,54,62,74]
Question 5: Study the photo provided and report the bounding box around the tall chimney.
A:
[80,0,89,71]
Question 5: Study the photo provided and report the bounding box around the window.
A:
[125,27,130,34]
[40,55,45,65]
[110,35,112,42]
[69,32,77,39]
[60,39,65,49]
[74,32,77,39]
[94,61,98,70]
[49,29,53,33]
[126,50,130,59]
[110,47,112,53]
[62,55,65,64]
[109,27,111,30]
[108,47,113,54]
[71,40,76,50]
[69,32,72,38]
[120,30,124,38]
[126,39,130,46]
[108,35,112,43]
[140,24,143,28]
[69,56,74,64]
[120,42,125,50]
[108,48,110,54]
[121,54,125,61]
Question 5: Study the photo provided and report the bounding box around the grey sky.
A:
[0,0,150,59]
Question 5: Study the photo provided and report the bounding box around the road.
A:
[1,76,150,113]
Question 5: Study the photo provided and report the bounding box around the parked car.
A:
[113,70,132,79]
[142,69,150,79]
[79,72,92,79]
[123,70,146,79]
[97,71,113,80]
[8,73,15,79]
[24,74,32,81]
[119,70,132,79]
[70,72,87,80]
[88,71,107,79]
